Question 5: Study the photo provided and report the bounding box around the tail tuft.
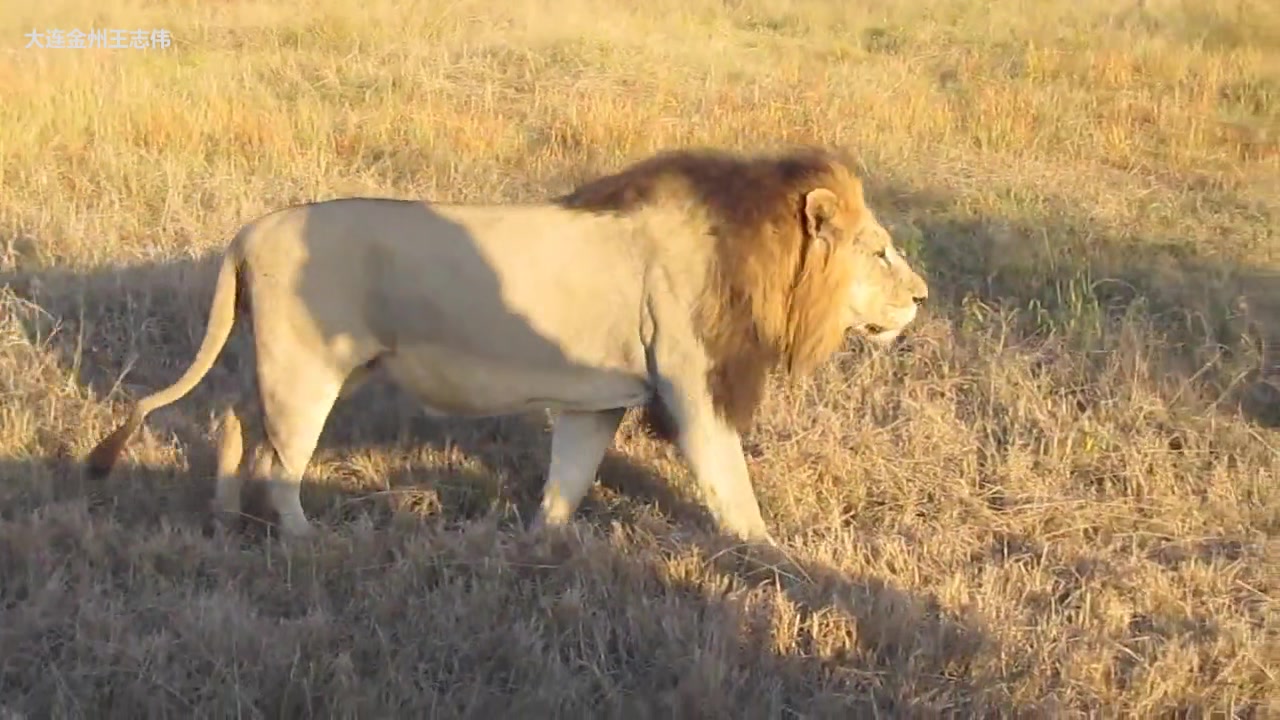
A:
[85,411,143,479]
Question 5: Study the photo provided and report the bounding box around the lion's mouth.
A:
[858,322,905,347]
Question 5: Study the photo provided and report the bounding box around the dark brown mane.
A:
[557,146,866,443]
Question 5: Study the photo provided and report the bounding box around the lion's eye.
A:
[875,249,890,264]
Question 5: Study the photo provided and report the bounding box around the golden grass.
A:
[2,0,1278,716]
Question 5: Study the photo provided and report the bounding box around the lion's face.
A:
[840,214,928,345]
[803,187,928,347]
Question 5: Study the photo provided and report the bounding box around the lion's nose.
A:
[913,290,928,306]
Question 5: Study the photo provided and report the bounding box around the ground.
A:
[1,0,1277,717]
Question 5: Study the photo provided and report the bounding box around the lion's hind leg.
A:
[212,386,277,530]
[253,361,373,535]
[246,311,371,539]
[213,402,246,521]
[251,357,349,540]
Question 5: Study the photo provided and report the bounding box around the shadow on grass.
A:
[0,451,1009,717]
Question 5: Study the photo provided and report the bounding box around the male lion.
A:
[85,146,929,543]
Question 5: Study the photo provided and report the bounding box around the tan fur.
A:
[85,146,928,543]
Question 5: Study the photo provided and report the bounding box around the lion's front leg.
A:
[654,377,775,545]
[529,408,626,532]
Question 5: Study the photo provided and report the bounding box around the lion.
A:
[85,146,929,544]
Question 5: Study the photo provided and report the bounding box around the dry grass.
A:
[2,0,1279,716]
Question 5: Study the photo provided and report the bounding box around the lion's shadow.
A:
[0,450,1011,716]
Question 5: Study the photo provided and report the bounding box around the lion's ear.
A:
[803,188,840,245]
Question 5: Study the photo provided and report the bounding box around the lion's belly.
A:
[378,345,650,417]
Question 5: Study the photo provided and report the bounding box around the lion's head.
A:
[558,146,929,439]
[797,187,930,352]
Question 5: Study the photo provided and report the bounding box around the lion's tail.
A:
[86,237,245,479]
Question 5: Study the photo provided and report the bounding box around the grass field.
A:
[2,0,1278,716]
